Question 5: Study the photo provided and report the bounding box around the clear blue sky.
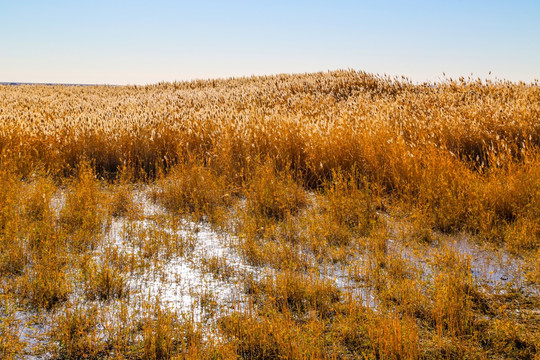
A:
[1,0,539,85]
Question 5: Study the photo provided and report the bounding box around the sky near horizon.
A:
[1,1,539,85]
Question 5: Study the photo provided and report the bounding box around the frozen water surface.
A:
[101,189,261,322]
[14,187,537,357]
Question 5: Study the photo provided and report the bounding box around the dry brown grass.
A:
[0,71,539,359]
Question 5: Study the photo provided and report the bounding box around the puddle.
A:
[449,236,524,287]
[336,267,378,309]
[386,227,538,295]
[101,188,264,322]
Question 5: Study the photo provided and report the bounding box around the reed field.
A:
[0,70,539,359]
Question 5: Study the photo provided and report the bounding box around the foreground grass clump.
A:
[60,162,107,252]
[0,71,539,359]
[430,247,478,338]
[318,169,377,247]
[245,161,307,222]
[251,271,341,319]
[47,300,206,359]
[81,259,127,301]
[219,299,421,360]
[0,166,25,277]
[155,159,233,224]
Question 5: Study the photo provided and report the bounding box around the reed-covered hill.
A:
[1,71,538,359]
